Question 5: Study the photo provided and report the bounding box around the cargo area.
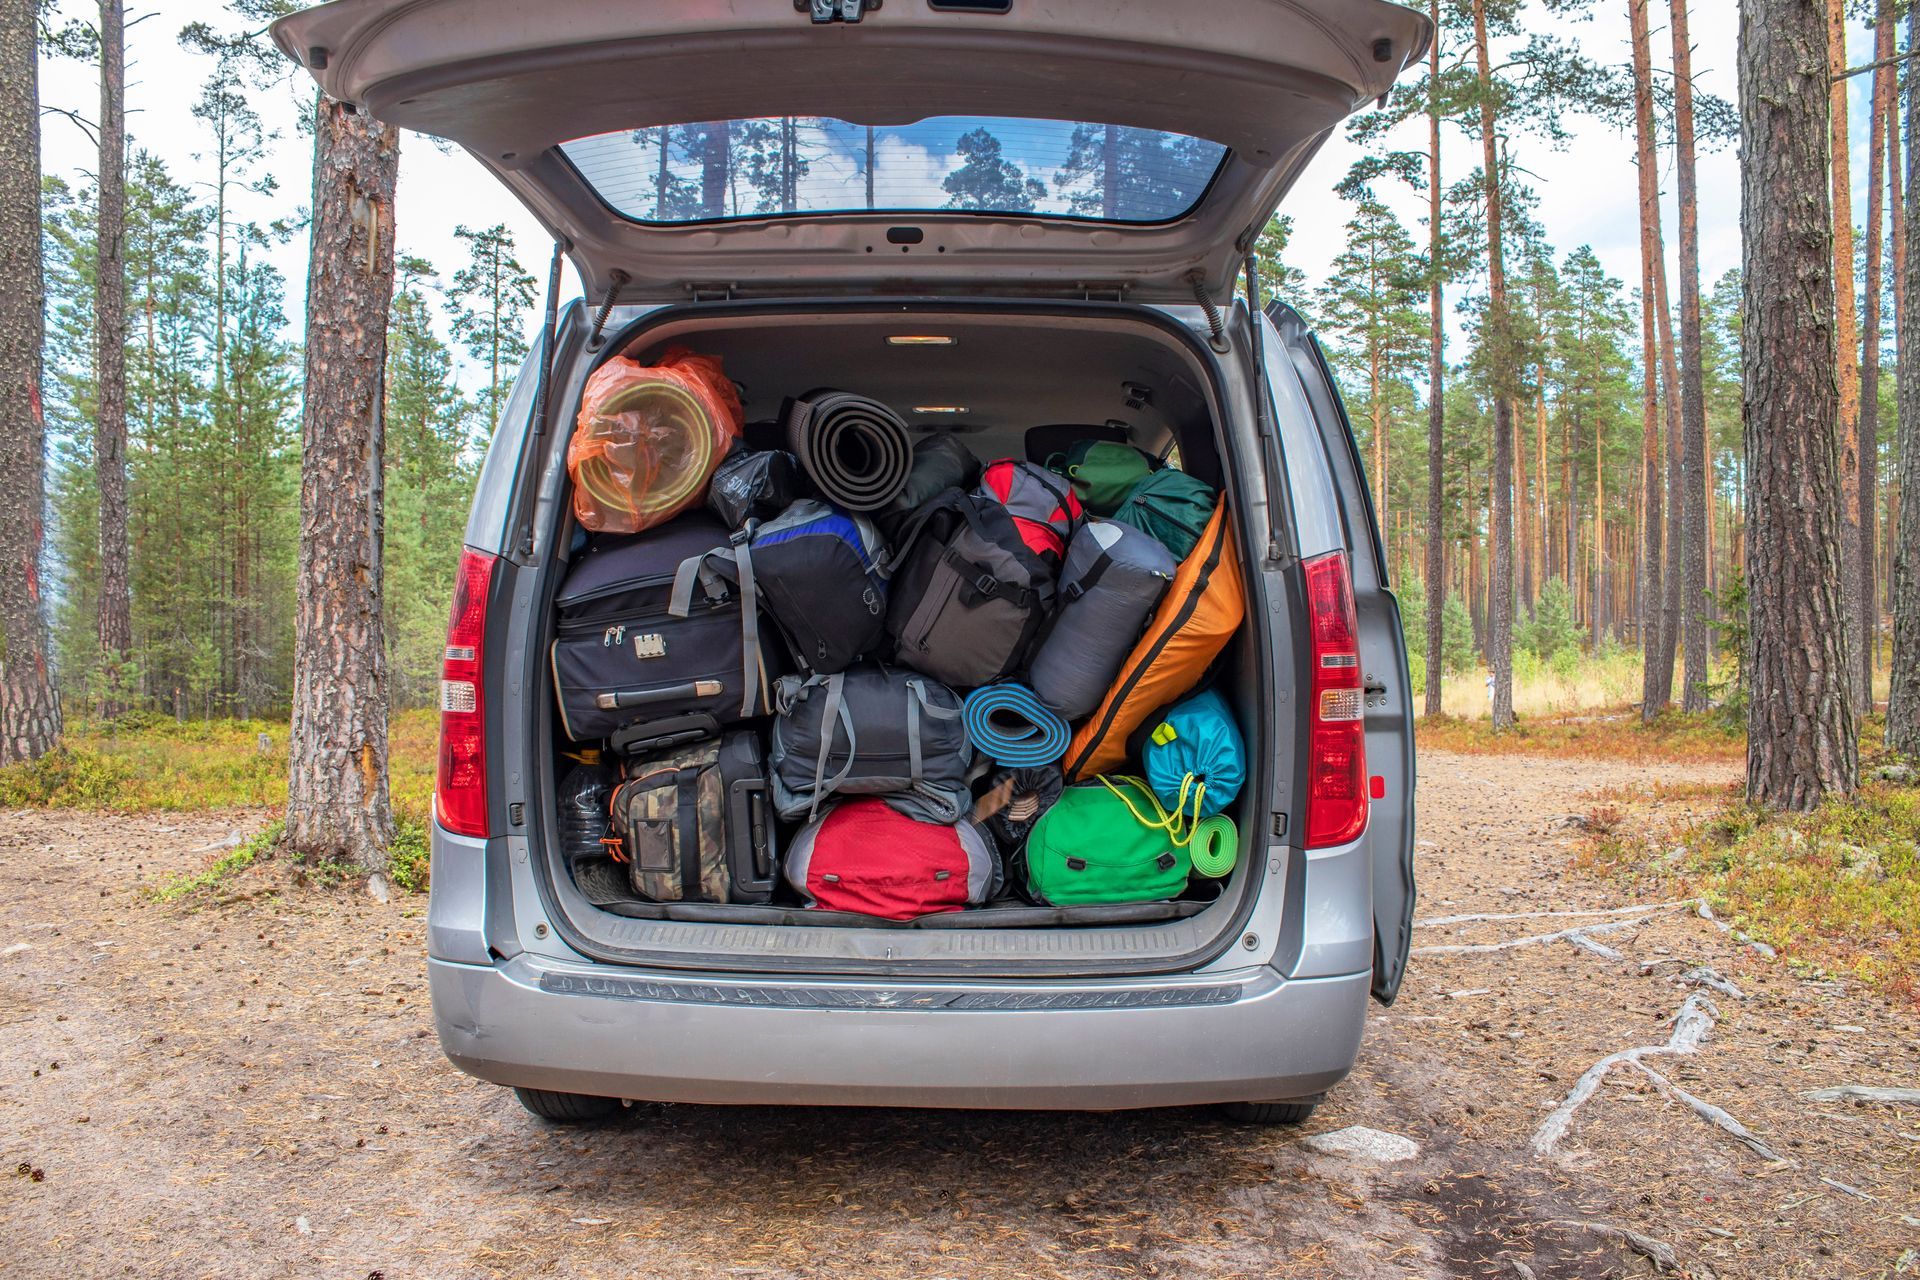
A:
[522,304,1289,976]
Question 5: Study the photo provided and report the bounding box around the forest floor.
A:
[2,749,1916,1279]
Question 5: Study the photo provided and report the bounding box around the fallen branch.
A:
[1630,1061,1787,1162]
[1415,900,1695,928]
[1680,966,1745,999]
[1799,1085,1920,1106]
[1566,931,1625,961]
[1532,993,1717,1155]
[1413,917,1642,958]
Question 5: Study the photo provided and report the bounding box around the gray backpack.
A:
[768,668,973,821]
[1028,519,1178,721]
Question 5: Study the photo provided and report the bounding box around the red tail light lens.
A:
[436,548,497,838]
[1303,551,1368,848]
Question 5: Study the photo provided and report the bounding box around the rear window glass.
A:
[559,117,1227,225]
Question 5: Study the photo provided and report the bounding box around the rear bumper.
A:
[428,954,1369,1110]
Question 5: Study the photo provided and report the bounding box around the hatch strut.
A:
[514,239,570,560]
[1241,254,1298,569]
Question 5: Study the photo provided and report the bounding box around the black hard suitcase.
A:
[551,513,782,742]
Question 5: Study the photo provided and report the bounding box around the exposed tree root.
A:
[1629,1061,1786,1161]
[1799,1085,1920,1105]
[1532,994,1718,1154]
[1547,1219,1695,1275]
[1415,900,1697,928]
[1412,917,1643,958]
[1566,931,1625,961]
[1680,966,1745,999]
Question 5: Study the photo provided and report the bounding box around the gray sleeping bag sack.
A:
[1028,519,1179,721]
[769,668,973,822]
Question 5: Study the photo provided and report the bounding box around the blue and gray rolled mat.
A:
[963,683,1072,768]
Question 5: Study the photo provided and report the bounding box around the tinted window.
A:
[559,117,1227,225]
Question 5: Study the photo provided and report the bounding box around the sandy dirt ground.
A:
[2,749,1915,1279]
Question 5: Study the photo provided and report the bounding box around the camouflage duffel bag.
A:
[607,730,777,904]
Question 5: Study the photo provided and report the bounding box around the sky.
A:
[33,1,1878,393]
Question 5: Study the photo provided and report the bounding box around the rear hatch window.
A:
[560,117,1228,226]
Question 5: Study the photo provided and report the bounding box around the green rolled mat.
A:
[1189,815,1239,879]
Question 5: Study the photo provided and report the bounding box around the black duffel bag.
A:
[550,513,782,742]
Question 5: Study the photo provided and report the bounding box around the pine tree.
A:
[1671,0,1712,712]
[1740,0,1857,806]
[1891,2,1920,755]
[447,223,535,434]
[943,128,1045,212]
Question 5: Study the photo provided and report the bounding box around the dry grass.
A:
[1416,707,1745,763]
[0,708,440,889]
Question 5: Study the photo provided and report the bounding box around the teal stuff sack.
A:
[1108,468,1216,561]
[1143,687,1245,822]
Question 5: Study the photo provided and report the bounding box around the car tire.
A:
[512,1087,623,1124]
[1219,1099,1319,1126]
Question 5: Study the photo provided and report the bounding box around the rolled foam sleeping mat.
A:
[1188,815,1239,879]
[784,389,914,512]
[963,683,1073,768]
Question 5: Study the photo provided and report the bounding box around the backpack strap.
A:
[670,523,765,718]
[676,767,703,900]
[807,673,859,821]
[874,486,962,576]
[1061,548,1115,603]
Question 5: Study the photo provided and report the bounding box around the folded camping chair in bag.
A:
[768,667,973,822]
[1027,518,1178,721]
[673,498,890,679]
[976,459,1084,562]
[884,488,1057,688]
[606,731,778,904]
[784,797,1002,920]
[1062,499,1245,781]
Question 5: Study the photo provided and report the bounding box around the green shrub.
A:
[1440,593,1478,675]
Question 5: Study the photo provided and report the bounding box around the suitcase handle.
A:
[596,679,723,711]
[728,778,779,893]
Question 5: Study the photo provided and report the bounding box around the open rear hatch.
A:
[271,0,1429,301]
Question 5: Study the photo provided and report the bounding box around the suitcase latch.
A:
[799,0,874,22]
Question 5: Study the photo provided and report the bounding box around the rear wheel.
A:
[1219,1099,1319,1126]
[512,1087,623,1124]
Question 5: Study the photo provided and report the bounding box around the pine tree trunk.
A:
[93,0,131,714]
[1741,0,1859,805]
[1672,0,1712,712]
[1656,252,1685,704]
[1473,0,1515,729]
[1630,0,1670,720]
[1891,2,1920,755]
[0,1,60,761]
[1832,0,1866,714]
[1861,4,1893,709]
[1593,411,1607,648]
[700,123,728,218]
[286,98,399,871]
[1424,0,1446,720]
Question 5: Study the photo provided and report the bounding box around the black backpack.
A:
[883,488,1058,689]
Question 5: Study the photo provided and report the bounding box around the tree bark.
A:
[1629,0,1670,720]
[0,0,62,763]
[1832,0,1867,714]
[1672,0,1711,712]
[286,98,398,870]
[1656,255,1684,704]
[1891,3,1920,755]
[1860,4,1893,710]
[93,0,131,713]
[1473,0,1516,729]
[1741,0,1859,805]
[1425,0,1447,720]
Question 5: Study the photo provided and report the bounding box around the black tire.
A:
[1219,1099,1319,1126]
[512,1087,622,1124]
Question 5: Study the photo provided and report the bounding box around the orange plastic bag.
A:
[567,347,744,534]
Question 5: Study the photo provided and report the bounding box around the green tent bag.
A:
[1109,468,1216,560]
[1053,440,1153,516]
[1024,775,1192,905]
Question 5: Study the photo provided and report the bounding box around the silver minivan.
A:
[275,0,1424,1125]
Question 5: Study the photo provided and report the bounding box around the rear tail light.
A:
[1303,551,1368,847]
[436,548,497,838]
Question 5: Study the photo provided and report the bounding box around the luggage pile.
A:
[553,351,1251,922]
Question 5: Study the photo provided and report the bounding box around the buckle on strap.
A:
[972,573,1000,599]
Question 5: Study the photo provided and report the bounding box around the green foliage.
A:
[152,820,284,902]
[447,223,537,433]
[389,817,432,893]
[1709,565,1749,728]
[1249,214,1306,301]
[1440,593,1478,675]
[1516,577,1581,661]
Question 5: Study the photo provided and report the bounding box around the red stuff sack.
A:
[568,346,744,535]
[976,459,1084,562]
[783,798,1002,920]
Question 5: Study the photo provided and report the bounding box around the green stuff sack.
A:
[1024,775,1192,905]
[1054,440,1152,516]
[1109,468,1216,561]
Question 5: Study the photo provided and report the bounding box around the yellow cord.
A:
[1096,773,1208,848]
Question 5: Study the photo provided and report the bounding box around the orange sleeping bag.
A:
[1061,500,1244,781]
